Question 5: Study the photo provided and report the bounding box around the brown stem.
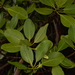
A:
[14,59,24,75]
[0,51,21,59]
[66,52,75,58]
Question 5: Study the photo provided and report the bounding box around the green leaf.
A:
[0,51,6,59]
[1,43,21,53]
[4,28,25,43]
[42,52,65,67]
[17,26,24,31]
[39,0,55,7]
[64,4,75,14]
[52,66,64,75]
[20,45,33,66]
[0,12,3,22]
[34,24,48,43]
[9,15,18,28]
[63,0,74,7]
[20,39,32,46]
[61,58,75,68]
[58,37,69,51]
[68,25,75,43]
[8,61,28,69]
[35,8,53,15]
[6,6,28,19]
[55,0,67,8]
[27,3,36,14]
[24,18,35,41]
[0,18,6,28]
[60,14,75,27]
[63,37,75,49]
[36,40,53,62]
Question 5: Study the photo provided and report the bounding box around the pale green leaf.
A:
[64,4,75,14]
[39,0,55,7]
[52,66,64,75]
[4,28,25,43]
[27,3,36,14]
[1,43,21,53]
[24,18,35,41]
[20,45,33,66]
[34,24,48,43]
[36,40,53,62]
[42,52,65,67]
[60,14,75,27]
[35,8,52,15]
[61,58,75,68]
[6,6,28,19]
[8,61,28,69]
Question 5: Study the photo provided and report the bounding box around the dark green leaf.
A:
[4,28,25,43]
[8,61,27,69]
[20,39,32,46]
[1,43,21,53]
[24,18,35,41]
[36,40,53,62]
[6,6,28,19]
[34,24,48,43]
[64,4,75,14]
[20,45,33,66]
[60,14,75,27]
[42,52,65,67]
[63,37,74,49]
[63,0,74,7]
[55,0,67,8]
[58,37,69,51]
[39,0,55,7]
[61,58,75,68]
[52,66,64,75]
[35,8,52,15]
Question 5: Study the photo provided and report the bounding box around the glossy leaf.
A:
[24,18,35,41]
[4,28,25,43]
[52,66,64,75]
[68,25,75,43]
[36,40,53,62]
[1,43,21,53]
[6,6,28,19]
[55,0,67,8]
[20,45,33,66]
[64,4,75,14]
[39,0,55,7]
[60,14,75,27]
[34,24,48,43]
[63,0,74,7]
[27,3,36,14]
[58,38,69,51]
[42,52,65,67]
[20,39,32,46]
[9,15,18,28]
[61,58,75,68]
[35,8,52,15]
[8,61,27,69]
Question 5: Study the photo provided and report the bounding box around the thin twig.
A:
[14,59,24,75]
